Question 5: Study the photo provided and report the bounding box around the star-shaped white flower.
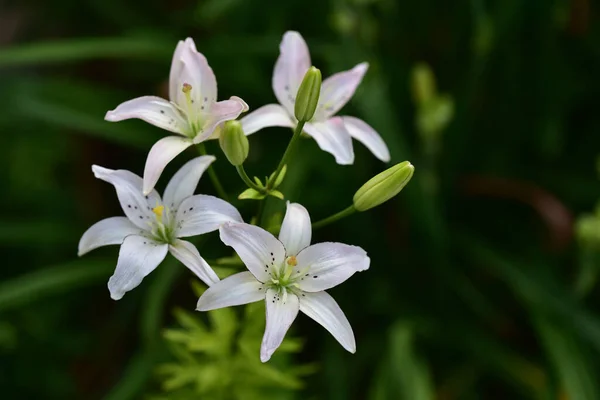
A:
[78,156,243,300]
[105,38,249,195]
[240,31,390,165]
[197,202,370,362]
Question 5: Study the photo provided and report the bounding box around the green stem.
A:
[236,164,265,193]
[256,198,265,227]
[197,143,229,200]
[312,205,357,230]
[267,120,306,190]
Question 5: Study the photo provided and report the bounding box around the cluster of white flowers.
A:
[79,31,402,362]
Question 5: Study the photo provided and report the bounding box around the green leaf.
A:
[0,37,173,67]
[370,322,435,400]
[535,317,600,400]
[0,259,113,313]
[269,190,285,200]
[238,188,266,200]
[253,176,264,188]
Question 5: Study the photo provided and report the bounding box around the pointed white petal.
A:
[261,289,299,362]
[303,118,355,165]
[143,136,193,195]
[279,202,311,257]
[241,104,294,135]
[169,40,187,101]
[219,222,285,283]
[342,116,390,162]
[163,155,216,209]
[315,62,368,119]
[300,291,356,353]
[105,96,187,135]
[273,31,311,115]
[174,194,243,237]
[78,217,140,256]
[92,165,162,230]
[108,235,168,300]
[196,271,264,311]
[196,97,248,143]
[172,38,218,108]
[296,242,370,292]
[169,239,219,286]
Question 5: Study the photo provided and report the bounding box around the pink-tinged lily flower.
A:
[197,202,370,362]
[78,156,243,300]
[105,38,249,195]
[241,31,390,165]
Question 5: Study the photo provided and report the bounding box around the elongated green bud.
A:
[219,120,248,166]
[353,161,415,211]
[294,66,322,122]
[411,63,436,105]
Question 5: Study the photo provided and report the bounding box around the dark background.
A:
[1,0,600,398]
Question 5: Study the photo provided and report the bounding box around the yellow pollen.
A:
[152,205,165,218]
[286,256,297,267]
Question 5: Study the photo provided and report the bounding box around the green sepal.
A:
[238,188,266,200]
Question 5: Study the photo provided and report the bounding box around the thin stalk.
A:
[267,120,305,190]
[236,164,265,193]
[312,205,357,230]
[197,143,229,200]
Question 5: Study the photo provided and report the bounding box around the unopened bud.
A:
[219,120,249,166]
[353,161,415,211]
[411,63,435,105]
[294,66,322,122]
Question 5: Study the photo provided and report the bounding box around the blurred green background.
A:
[1,0,600,398]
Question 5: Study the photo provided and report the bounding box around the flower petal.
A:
[169,239,219,286]
[299,291,356,353]
[342,116,390,162]
[241,104,294,135]
[172,38,217,107]
[219,222,285,283]
[261,289,299,362]
[273,31,311,115]
[296,242,370,292]
[143,136,193,195]
[196,271,264,311]
[108,235,168,300]
[78,217,140,256]
[279,202,311,257]
[91,165,162,229]
[105,96,187,135]
[169,40,187,101]
[175,195,243,237]
[163,155,216,209]
[196,96,248,143]
[315,62,368,119]
[303,118,355,165]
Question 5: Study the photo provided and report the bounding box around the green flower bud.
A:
[353,161,415,211]
[219,120,249,166]
[294,66,322,122]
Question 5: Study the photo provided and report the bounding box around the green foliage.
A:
[154,301,315,399]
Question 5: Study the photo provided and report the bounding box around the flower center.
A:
[179,83,207,137]
[148,203,174,243]
[265,255,308,294]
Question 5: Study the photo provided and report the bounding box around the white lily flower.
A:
[78,156,243,300]
[240,31,390,165]
[105,38,249,195]
[197,202,370,362]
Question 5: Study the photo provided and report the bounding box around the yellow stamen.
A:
[182,83,193,110]
[152,205,165,222]
[286,256,297,267]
